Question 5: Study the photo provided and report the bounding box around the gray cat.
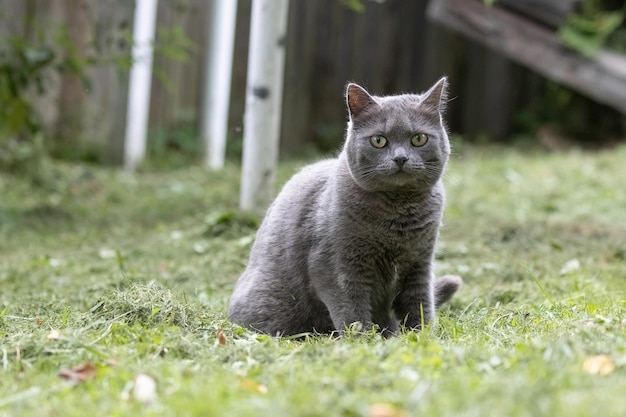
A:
[228,78,462,337]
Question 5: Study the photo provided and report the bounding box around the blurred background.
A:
[1,0,625,172]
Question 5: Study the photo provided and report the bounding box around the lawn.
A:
[1,144,625,416]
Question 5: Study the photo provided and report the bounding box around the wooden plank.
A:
[56,0,91,145]
[395,1,429,91]
[498,0,579,29]
[428,0,626,115]
[22,0,64,132]
[94,1,134,165]
[0,0,27,40]
[280,0,318,155]
[149,0,206,135]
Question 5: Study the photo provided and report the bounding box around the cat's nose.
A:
[393,156,408,168]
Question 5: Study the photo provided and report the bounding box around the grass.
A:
[1,144,626,416]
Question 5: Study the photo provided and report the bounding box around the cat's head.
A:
[343,78,450,193]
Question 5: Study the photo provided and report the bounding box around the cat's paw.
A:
[334,321,374,338]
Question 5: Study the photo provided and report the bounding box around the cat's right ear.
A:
[346,83,376,118]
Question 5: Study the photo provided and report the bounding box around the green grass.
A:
[1,145,626,416]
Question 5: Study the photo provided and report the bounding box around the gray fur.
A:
[228,78,462,336]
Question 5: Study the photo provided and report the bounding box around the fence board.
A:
[150,0,206,136]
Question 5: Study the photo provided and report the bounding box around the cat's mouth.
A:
[391,166,418,175]
[382,167,418,185]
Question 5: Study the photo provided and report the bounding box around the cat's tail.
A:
[434,275,463,308]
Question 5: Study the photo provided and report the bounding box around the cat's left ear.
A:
[346,83,377,118]
[420,77,448,114]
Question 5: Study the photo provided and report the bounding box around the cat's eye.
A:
[370,135,387,148]
[411,133,428,147]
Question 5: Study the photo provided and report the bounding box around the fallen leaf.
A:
[46,329,61,340]
[369,403,408,417]
[583,355,615,376]
[216,329,227,345]
[240,379,268,394]
[58,363,97,383]
[133,373,157,403]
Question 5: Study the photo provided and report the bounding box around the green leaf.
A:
[558,10,624,56]
[115,249,125,270]
[340,0,365,13]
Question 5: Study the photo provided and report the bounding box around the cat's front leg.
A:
[313,272,375,335]
[392,264,436,331]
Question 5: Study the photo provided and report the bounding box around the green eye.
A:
[411,133,428,147]
[370,135,387,148]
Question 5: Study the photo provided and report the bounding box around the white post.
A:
[240,0,290,211]
[124,0,158,171]
[201,0,239,170]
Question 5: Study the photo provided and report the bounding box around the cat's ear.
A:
[420,77,448,114]
[346,83,377,118]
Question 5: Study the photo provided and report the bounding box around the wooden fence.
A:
[2,0,619,163]
[150,0,448,156]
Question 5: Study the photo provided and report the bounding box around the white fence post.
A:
[124,0,158,171]
[240,0,290,211]
[201,0,239,171]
